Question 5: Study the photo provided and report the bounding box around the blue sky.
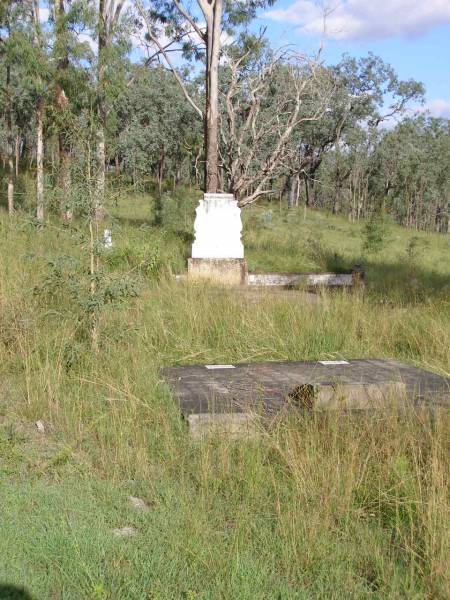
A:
[258,0,450,118]
[39,0,450,118]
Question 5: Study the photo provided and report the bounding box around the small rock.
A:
[128,496,150,512]
[112,526,137,538]
[35,420,46,433]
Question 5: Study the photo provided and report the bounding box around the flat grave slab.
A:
[163,359,450,421]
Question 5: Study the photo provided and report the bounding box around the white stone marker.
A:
[188,193,247,285]
[191,193,244,259]
[103,229,113,249]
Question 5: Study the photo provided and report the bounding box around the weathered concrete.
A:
[178,268,364,289]
[163,360,450,433]
[299,381,408,410]
[247,272,354,288]
[188,258,248,285]
[188,412,257,439]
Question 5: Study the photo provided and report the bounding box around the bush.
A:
[362,212,390,254]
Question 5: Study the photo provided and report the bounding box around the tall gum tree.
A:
[54,0,72,222]
[96,0,128,222]
[30,0,46,222]
[0,2,17,214]
[136,0,275,193]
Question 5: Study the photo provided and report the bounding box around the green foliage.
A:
[405,235,430,263]
[32,232,138,353]
[104,238,164,279]
[305,233,348,273]
[117,67,201,187]
[0,200,450,598]
[362,212,390,254]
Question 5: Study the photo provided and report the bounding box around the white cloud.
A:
[265,1,450,42]
[419,99,450,118]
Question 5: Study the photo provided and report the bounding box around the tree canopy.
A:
[0,1,448,232]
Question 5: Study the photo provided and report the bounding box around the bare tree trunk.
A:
[157,152,165,197]
[31,0,46,223]
[304,175,310,207]
[204,0,222,193]
[95,0,107,223]
[55,1,73,222]
[59,136,72,221]
[7,155,14,215]
[36,96,45,222]
[95,126,106,221]
[89,220,99,353]
[6,65,14,215]
[333,172,342,215]
[288,174,297,209]
[15,133,20,177]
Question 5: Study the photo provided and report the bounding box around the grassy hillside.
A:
[0,192,449,599]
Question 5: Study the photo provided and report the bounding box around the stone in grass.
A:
[128,496,150,512]
[35,420,48,434]
[112,525,137,538]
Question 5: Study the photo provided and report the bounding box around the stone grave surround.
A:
[188,193,247,285]
[186,193,363,289]
[163,359,450,438]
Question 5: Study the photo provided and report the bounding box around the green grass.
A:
[0,191,449,599]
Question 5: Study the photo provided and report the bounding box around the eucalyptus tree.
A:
[288,53,425,211]
[136,0,275,193]
[43,0,94,221]
[8,0,55,222]
[95,0,132,221]
[0,0,50,217]
[374,117,450,231]
[0,0,22,214]
[118,65,202,194]
[28,0,48,222]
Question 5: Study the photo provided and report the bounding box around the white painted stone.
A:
[319,360,349,366]
[112,525,137,537]
[35,419,46,433]
[103,229,113,249]
[191,193,244,259]
[128,496,150,512]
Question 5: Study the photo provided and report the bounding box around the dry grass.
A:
[0,203,449,599]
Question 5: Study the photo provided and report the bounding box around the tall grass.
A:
[0,199,449,599]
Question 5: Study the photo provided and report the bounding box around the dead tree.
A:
[219,49,335,207]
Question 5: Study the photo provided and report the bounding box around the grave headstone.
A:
[188,193,247,285]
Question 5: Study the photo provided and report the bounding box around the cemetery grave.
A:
[163,359,450,437]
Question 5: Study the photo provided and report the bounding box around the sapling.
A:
[362,211,390,254]
[34,114,138,356]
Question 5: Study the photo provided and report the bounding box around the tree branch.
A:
[135,0,203,119]
[173,0,206,42]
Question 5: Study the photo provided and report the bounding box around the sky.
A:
[38,0,450,119]
[258,0,450,118]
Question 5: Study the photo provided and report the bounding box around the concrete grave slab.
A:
[162,360,450,435]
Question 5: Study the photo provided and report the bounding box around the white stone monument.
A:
[103,229,113,249]
[188,193,247,285]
